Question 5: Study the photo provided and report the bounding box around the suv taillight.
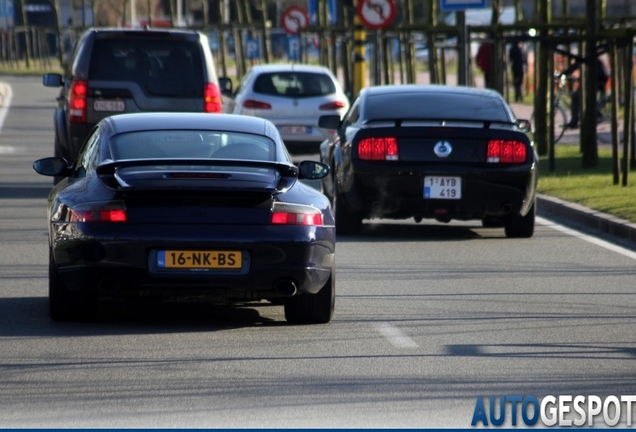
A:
[204,83,222,113]
[487,140,527,163]
[358,137,399,161]
[68,80,87,123]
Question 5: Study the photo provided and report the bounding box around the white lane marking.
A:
[375,322,418,348]
[0,82,13,130]
[537,216,636,260]
[0,145,17,153]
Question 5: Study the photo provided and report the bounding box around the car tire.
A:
[284,273,335,324]
[333,181,362,235]
[504,201,536,238]
[49,250,97,322]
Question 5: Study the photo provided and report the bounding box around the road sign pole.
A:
[353,0,367,96]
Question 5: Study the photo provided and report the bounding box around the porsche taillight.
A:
[204,83,222,113]
[487,140,527,163]
[358,137,399,161]
[68,80,87,123]
[69,205,127,222]
[271,203,323,226]
[243,99,272,109]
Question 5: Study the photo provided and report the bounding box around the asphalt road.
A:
[1,76,636,428]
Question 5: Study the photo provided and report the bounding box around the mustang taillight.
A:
[204,83,223,113]
[358,137,399,161]
[243,99,272,109]
[68,80,87,123]
[271,203,323,226]
[69,206,127,222]
[487,139,527,163]
[319,101,347,110]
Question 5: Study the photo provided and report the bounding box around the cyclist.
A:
[565,57,609,129]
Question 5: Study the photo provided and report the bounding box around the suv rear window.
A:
[253,72,335,98]
[88,38,204,98]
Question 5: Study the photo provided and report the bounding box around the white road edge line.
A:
[537,216,636,261]
[0,82,13,130]
[375,322,419,348]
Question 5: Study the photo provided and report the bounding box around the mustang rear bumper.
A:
[344,164,537,220]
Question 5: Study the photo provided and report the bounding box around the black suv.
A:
[44,27,231,167]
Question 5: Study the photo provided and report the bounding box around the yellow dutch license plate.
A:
[158,250,242,269]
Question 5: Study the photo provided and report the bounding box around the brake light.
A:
[358,137,399,161]
[319,101,347,110]
[69,207,127,222]
[487,140,527,163]
[204,83,222,113]
[68,80,87,123]
[243,99,272,109]
[271,203,323,226]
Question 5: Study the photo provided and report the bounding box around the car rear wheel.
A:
[333,181,362,235]
[504,201,536,238]
[49,250,97,321]
[284,273,335,324]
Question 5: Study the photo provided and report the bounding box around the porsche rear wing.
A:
[95,159,300,194]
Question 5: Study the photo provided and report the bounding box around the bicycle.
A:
[530,73,571,144]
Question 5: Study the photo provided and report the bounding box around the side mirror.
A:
[318,114,341,130]
[43,73,63,87]
[33,157,70,177]
[516,119,532,133]
[218,77,233,96]
[298,160,330,180]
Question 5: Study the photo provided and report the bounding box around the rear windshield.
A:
[253,72,336,98]
[89,38,204,97]
[111,130,276,162]
[364,92,511,123]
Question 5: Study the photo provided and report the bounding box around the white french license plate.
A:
[280,126,311,135]
[424,176,461,199]
[94,100,125,112]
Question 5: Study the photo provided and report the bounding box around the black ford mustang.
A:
[318,85,538,237]
[33,113,335,323]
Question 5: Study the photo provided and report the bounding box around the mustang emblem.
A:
[434,141,452,158]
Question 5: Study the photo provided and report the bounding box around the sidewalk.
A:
[509,101,636,249]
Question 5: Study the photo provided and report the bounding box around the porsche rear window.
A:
[111,131,276,161]
[253,72,336,97]
[365,93,511,123]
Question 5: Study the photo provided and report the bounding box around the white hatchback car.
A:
[224,64,350,153]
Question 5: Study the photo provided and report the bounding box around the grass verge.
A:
[538,144,636,223]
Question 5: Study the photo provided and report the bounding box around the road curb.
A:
[537,193,636,245]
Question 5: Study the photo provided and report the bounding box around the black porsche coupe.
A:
[318,84,538,238]
[34,113,335,324]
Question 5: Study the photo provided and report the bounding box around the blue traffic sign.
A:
[308,0,336,25]
[440,0,486,12]
[286,36,300,61]
[0,0,13,18]
[245,37,260,60]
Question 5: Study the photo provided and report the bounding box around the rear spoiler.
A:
[364,118,519,129]
[95,159,299,194]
